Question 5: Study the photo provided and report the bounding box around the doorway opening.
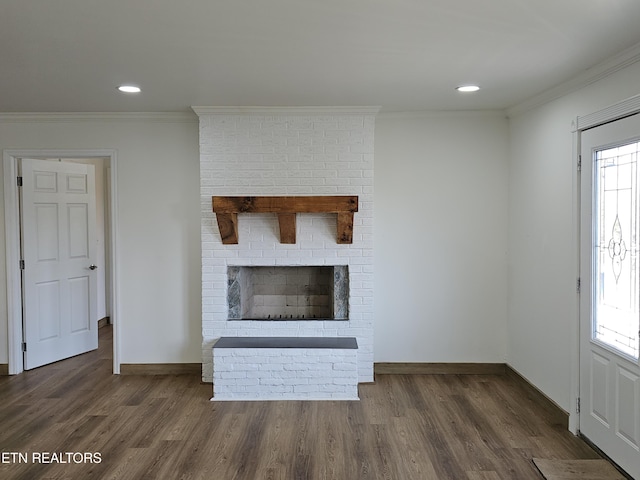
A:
[3,149,120,374]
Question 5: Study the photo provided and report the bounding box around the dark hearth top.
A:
[213,336,358,349]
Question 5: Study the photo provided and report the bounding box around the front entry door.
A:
[580,114,640,479]
[20,158,99,369]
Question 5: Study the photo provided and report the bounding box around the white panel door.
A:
[580,114,640,479]
[21,158,98,369]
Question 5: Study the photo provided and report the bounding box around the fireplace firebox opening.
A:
[227,266,348,321]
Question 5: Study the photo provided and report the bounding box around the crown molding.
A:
[0,112,197,123]
[507,41,640,117]
[378,109,507,120]
[191,106,381,116]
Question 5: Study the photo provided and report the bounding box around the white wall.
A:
[507,61,640,413]
[0,115,202,365]
[374,112,509,363]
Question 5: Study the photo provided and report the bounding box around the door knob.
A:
[89,264,98,270]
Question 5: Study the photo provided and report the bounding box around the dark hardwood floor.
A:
[0,326,603,479]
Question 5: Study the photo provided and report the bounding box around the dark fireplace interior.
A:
[227,265,348,321]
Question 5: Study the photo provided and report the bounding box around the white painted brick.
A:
[293,385,318,393]
[259,377,285,386]
[258,363,284,371]
[308,376,334,385]
[333,377,357,385]
[218,371,247,379]
[212,344,359,399]
[318,384,348,393]
[200,110,375,394]
[241,385,264,393]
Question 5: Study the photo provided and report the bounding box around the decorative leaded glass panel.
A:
[593,140,640,359]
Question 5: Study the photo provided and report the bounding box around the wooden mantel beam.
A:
[212,196,358,245]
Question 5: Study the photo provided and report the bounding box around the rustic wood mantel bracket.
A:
[212,196,358,245]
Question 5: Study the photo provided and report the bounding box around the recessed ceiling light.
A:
[117,85,141,93]
[456,85,480,93]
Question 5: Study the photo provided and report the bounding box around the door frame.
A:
[3,149,121,374]
[572,93,640,435]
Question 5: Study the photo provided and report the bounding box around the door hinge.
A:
[577,155,582,172]
[19,259,25,270]
[577,277,581,294]
[17,176,23,187]
[576,397,581,414]
[22,342,27,352]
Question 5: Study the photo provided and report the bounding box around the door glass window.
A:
[593,140,640,360]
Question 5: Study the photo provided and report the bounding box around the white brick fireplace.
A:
[194,106,377,399]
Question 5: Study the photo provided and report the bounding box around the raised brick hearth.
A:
[212,337,358,400]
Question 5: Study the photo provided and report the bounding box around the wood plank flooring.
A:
[0,326,604,480]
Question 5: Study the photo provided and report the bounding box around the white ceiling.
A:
[2,0,640,113]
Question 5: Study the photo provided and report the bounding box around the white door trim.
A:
[576,93,640,131]
[572,93,640,435]
[3,149,121,374]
